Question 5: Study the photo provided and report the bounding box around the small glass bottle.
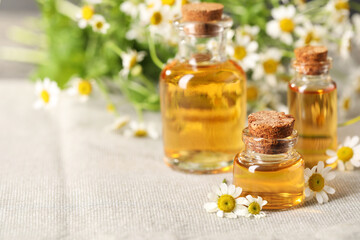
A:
[288,46,337,168]
[233,111,304,210]
[160,3,246,173]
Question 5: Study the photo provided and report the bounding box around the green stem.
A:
[138,74,156,91]
[56,0,80,21]
[106,41,124,57]
[338,115,360,127]
[135,106,144,122]
[94,78,120,116]
[147,31,164,69]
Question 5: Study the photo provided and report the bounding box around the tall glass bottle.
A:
[288,46,337,168]
[160,3,246,173]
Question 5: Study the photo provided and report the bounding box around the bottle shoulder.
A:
[160,59,246,84]
[289,75,336,94]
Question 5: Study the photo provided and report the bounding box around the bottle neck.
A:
[294,71,331,83]
[177,29,228,64]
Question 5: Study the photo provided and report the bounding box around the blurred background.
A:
[0,0,38,78]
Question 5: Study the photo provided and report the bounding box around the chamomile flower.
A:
[77,5,95,29]
[33,78,60,110]
[203,183,244,218]
[235,195,267,218]
[304,161,336,204]
[253,48,284,87]
[67,78,94,102]
[90,14,110,34]
[235,25,260,40]
[120,0,141,18]
[120,49,146,77]
[105,115,130,132]
[326,136,360,171]
[326,0,350,25]
[123,121,159,139]
[227,35,259,71]
[266,5,301,45]
[139,1,172,36]
[295,21,327,47]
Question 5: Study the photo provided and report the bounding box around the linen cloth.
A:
[1,80,360,240]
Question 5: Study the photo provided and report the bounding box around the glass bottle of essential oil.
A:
[160,3,246,173]
[233,111,304,210]
[288,46,337,168]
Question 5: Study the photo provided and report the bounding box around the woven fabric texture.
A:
[1,80,360,240]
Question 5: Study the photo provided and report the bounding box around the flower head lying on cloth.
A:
[326,136,360,171]
[33,78,60,110]
[304,161,336,204]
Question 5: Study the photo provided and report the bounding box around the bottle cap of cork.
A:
[245,111,296,154]
[182,3,224,22]
[248,111,295,139]
[294,46,328,63]
[293,46,331,75]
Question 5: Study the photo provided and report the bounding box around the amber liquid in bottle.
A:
[160,60,246,173]
[288,83,337,168]
[233,154,304,210]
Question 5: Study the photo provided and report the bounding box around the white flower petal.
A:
[320,190,329,203]
[234,206,248,216]
[324,171,336,181]
[337,161,345,171]
[305,187,311,197]
[216,210,224,218]
[212,185,222,196]
[227,184,235,196]
[236,197,249,205]
[317,161,325,173]
[232,187,242,198]
[326,156,338,164]
[345,161,354,171]
[315,192,324,204]
[207,192,218,202]
[224,212,237,218]
[349,136,359,148]
[324,185,336,195]
[326,149,336,156]
[220,183,228,195]
[204,202,218,213]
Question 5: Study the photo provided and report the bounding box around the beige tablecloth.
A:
[1,80,360,240]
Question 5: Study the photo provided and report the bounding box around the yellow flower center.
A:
[342,97,351,110]
[82,6,94,20]
[248,202,261,215]
[308,173,325,192]
[95,21,103,29]
[233,46,247,60]
[304,32,319,45]
[40,90,50,103]
[181,0,189,5]
[106,103,115,113]
[247,86,258,102]
[335,1,349,10]
[263,59,278,74]
[279,18,295,33]
[162,0,175,6]
[78,80,92,96]
[129,56,137,69]
[134,129,148,137]
[150,11,163,25]
[337,146,354,162]
[217,194,236,212]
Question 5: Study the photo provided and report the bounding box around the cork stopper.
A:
[182,3,224,22]
[245,111,296,154]
[293,46,331,75]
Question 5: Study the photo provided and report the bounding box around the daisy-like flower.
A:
[326,0,350,25]
[67,78,94,102]
[304,161,336,204]
[326,136,360,171]
[33,78,60,110]
[120,0,141,18]
[76,5,95,29]
[123,121,159,139]
[235,25,260,40]
[120,49,146,77]
[105,115,130,132]
[235,195,267,218]
[203,183,244,218]
[295,21,327,47]
[266,5,301,45]
[139,1,172,36]
[227,35,259,71]
[253,48,284,87]
[90,14,110,34]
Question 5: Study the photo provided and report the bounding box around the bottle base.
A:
[240,191,304,210]
[164,151,234,174]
